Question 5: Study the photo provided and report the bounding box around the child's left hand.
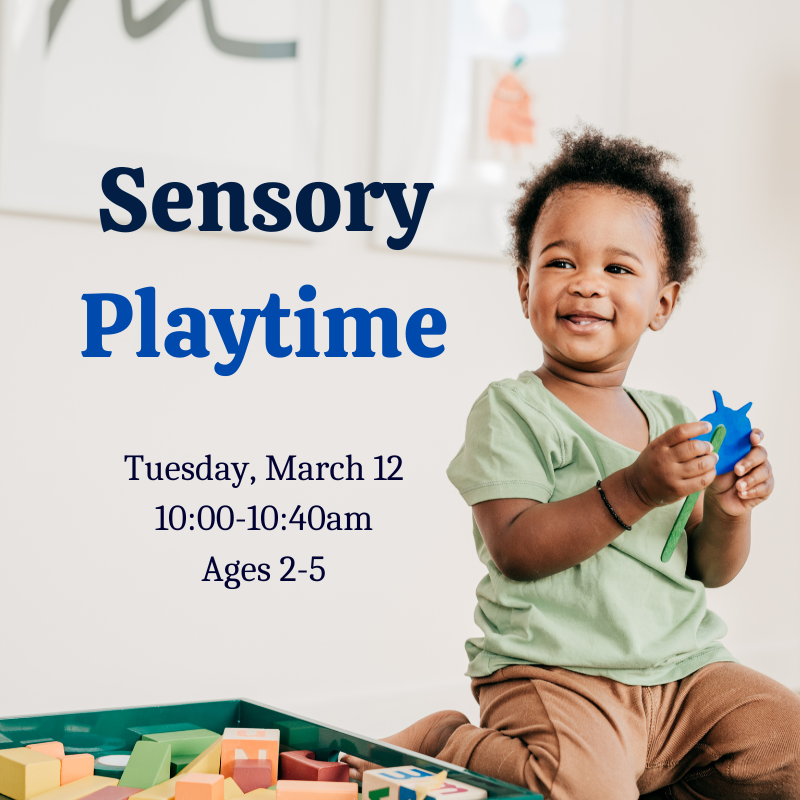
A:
[704,429,774,516]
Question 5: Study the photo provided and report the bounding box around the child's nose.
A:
[568,272,608,297]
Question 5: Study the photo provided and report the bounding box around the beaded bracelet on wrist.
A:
[596,479,632,531]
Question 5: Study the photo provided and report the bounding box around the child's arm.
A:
[473,420,718,581]
[685,429,773,588]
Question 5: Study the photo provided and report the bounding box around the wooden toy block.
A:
[362,769,487,800]
[222,779,242,800]
[220,731,279,781]
[275,782,357,800]
[176,739,221,777]
[0,747,62,800]
[127,776,180,800]
[118,743,171,790]
[231,761,272,794]
[143,732,220,758]
[419,780,487,800]
[29,776,119,800]
[175,773,223,800]
[60,755,94,786]
[130,736,223,800]
[170,757,191,778]
[128,726,199,739]
[238,790,275,800]
[81,787,142,800]
[26,743,65,759]
[27,742,94,785]
[362,766,435,800]
[278,752,348,783]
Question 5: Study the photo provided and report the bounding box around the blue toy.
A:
[661,391,753,563]
[694,391,753,475]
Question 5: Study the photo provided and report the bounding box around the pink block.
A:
[82,788,143,800]
[232,759,273,793]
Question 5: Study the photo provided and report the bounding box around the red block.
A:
[278,752,349,783]
[232,759,273,793]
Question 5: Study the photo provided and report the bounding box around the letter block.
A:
[220,730,279,781]
[28,743,94,786]
[118,742,171,790]
[362,769,487,800]
[419,780,487,800]
[362,767,435,800]
[175,773,224,800]
[278,752,348,783]
[0,747,62,800]
[232,760,272,793]
[275,781,357,800]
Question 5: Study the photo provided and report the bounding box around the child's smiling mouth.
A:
[558,311,612,333]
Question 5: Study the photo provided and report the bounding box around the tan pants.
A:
[437,662,800,800]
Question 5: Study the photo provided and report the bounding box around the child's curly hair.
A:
[508,126,702,284]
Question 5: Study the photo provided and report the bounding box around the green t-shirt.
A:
[447,371,736,686]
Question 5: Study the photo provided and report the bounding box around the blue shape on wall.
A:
[695,391,753,474]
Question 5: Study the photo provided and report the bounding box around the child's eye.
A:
[547,259,575,269]
[606,264,632,275]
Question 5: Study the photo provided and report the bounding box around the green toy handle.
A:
[661,424,726,563]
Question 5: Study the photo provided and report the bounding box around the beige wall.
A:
[1,1,798,736]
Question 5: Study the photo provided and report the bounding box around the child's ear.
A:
[517,266,530,319]
[649,281,681,331]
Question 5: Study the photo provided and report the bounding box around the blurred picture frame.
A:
[374,0,629,260]
[0,0,325,237]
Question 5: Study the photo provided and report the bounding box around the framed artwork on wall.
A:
[374,0,629,259]
[0,0,325,237]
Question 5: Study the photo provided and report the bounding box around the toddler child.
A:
[345,128,800,799]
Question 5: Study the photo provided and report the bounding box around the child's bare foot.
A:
[342,710,470,781]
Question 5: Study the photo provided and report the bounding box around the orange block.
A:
[27,744,65,760]
[175,774,224,800]
[27,744,94,785]
[220,731,279,781]
[275,782,357,800]
[60,756,94,786]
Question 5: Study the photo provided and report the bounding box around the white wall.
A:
[1,0,798,740]
[624,0,800,689]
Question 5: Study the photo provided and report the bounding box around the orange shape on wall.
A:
[487,72,534,146]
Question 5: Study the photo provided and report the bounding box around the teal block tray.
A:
[0,699,542,800]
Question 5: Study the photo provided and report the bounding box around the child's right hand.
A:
[627,421,718,508]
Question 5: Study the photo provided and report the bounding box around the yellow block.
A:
[132,738,223,800]
[30,776,118,800]
[240,790,275,800]
[129,777,181,800]
[223,779,243,800]
[177,740,221,777]
[0,747,62,800]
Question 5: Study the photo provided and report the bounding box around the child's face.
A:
[518,184,680,373]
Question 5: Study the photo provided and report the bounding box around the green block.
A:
[128,723,199,738]
[118,741,171,789]
[169,755,194,777]
[142,729,220,757]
